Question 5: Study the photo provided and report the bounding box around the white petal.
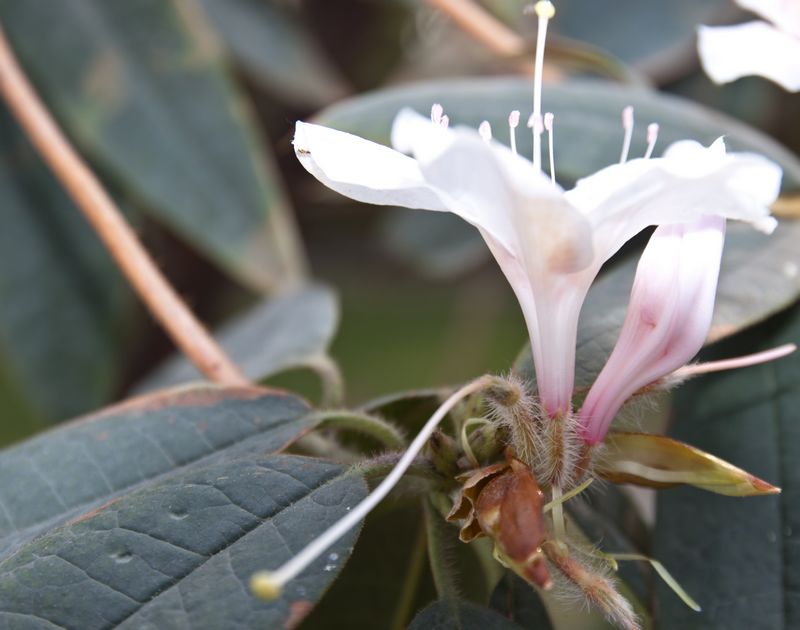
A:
[736,0,800,37]
[564,138,781,271]
[698,22,800,91]
[578,217,726,444]
[293,121,447,211]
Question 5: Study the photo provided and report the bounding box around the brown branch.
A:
[424,0,526,57]
[0,24,248,387]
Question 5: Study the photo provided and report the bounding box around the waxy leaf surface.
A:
[0,385,312,560]
[654,303,800,629]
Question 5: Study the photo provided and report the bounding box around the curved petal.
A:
[736,0,800,37]
[293,121,447,211]
[698,22,800,91]
[578,217,726,444]
[564,138,781,272]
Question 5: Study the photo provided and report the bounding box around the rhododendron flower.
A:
[698,0,800,91]
[578,216,726,445]
[294,115,781,418]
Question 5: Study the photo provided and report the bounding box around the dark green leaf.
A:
[0,385,312,559]
[0,0,306,292]
[135,285,339,392]
[654,303,800,629]
[0,107,132,431]
[315,77,800,188]
[0,454,367,629]
[302,498,437,630]
[199,0,349,107]
[489,572,553,629]
[408,599,526,630]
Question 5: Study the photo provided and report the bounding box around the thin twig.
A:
[0,24,247,387]
[425,0,526,57]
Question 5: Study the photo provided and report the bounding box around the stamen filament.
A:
[644,122,659,159]
[509,110,520,155]
[544,111,555,185]
[250,376,494,599]
[531,1,554,172]
[479,120,492,143]
[619,105,634,164]
[550,484,567,540]
[672,343,796,380]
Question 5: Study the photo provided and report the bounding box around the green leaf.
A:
[653,303,800,629]
[315,77,800,188]
[489,572,554,629]
[0,0,306,292]
[199,0,349,107]
[408,599,527,630]
[0,385,312,559]
[0,453,367,629]
[0,107,133,431]
[135,285,339,392]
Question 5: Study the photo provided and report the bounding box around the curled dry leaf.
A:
[595,431,780,496]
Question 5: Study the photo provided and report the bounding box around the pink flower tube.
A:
[578,216,726,445]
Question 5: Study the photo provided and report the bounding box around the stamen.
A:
[644,123,659,159]
[671,343,796,380]
[544,111,555,185]
[531,1,555,172]
[249,376,495,599]
[431,103,443,125]
[619,105,634,164]
[440,114,450,129]
[479,120,492,143]
[508,110,520,155]
[527,113,544,170]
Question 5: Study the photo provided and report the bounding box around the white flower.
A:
[294,111,781,417]
[698,0,800,91]
[578,216,726,444]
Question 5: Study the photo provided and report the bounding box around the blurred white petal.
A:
[698,21,800,91]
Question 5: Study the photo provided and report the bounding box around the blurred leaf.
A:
[598,431,780,496]
[544,0,732,79]
[315,77,800,188]
[0,0,306,292]
[135,285,339,392]
[0,107,132,431]
[0,385,312,558]
[654,303,800,629]
[489,572,553,629]
[408,599,526,630]
[0,453,366,629]
[199,0,349,107]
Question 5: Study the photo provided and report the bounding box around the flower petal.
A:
[736,0,800,37]
[293,121,447,211]
[578,216,726,444]
[564,137,781,271]
[698,21,800,91]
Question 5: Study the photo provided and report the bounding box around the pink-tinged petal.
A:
[578,216,726,444]
[395,111,595,415]
[293,121,447,211]
[736,0,800,37]
[698,22,800,92]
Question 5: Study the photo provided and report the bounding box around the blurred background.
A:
[0,0,796,448]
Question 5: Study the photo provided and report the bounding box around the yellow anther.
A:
[534,1,555,19]
[249,572,283,600]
